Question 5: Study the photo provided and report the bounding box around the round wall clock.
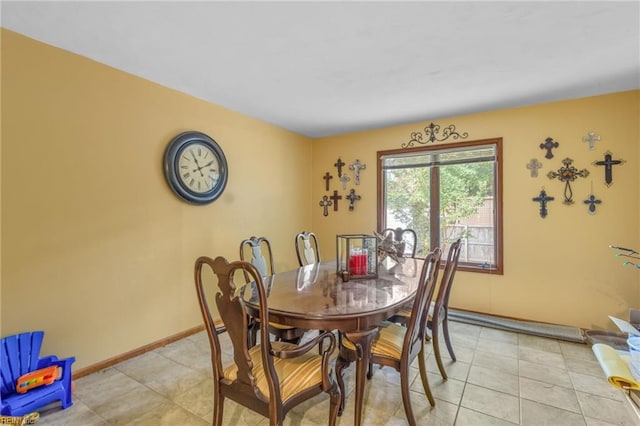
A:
[163,131,228,205]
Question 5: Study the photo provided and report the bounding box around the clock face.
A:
[177,142,221,194]
[164,131,228,205]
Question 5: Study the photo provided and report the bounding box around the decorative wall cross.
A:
[592,150,625,187]
[532,189,554,218]
[319,196,332,217]
[582,132,601,150]
[334,157,346,177]
[346,189,361,211]
[329,190,342,211]
[322,172,333,191]
[349,159,366,185]
[526,159,543,177]
[540,137,559,159]
[583,194,602,215]
[339,173,350,190]
[547,157,589,204]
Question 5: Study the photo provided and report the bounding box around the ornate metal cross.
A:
[540,137,559,159]
[329,190,342,211]
[547,157,589,204]
[319,196,332,217]
[583,194,602,215]
[349,159,366,185]
[582,132,601,150]
[340,173,350,190]
[532,189,554,218]
[592,150,624,187]
[334,157,346,177]
[526,159,543,177]
[323,172,333,191]
[346,189,361,211]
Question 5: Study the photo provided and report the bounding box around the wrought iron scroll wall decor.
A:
[401,122,469,148]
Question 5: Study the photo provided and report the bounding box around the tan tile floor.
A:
[35,322,638,425]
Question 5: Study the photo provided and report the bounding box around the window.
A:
[377,138,503,274]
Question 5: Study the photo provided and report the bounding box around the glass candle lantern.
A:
[336,234,378,280]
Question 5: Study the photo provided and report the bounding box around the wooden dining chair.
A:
[295,231,321,266]
[194,256,341,426]
[388,239,462,380]
[240,236,307,344]
[383,227,418,257]
[334,248,442,425]
[428,238,462,379]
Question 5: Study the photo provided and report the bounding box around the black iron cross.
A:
[532,189,554,218]
[319,196,332,217]
[329,190,342,211]
[323,172,333,191]
[334,157,346,177]
[540,137,559,159]
[592,151,624,187]
[547,157,589,204]
[345,189,361,211]
[583,194,602,215]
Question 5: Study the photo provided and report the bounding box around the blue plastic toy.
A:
[1,331,75,416]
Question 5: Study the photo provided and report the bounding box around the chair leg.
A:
[417,346,436,406]
[442,316,456,361]
[366,361,374,380]
[400,366,417,426]
[213,391,224,426]
[328,380,341,426]
[432,321,448,380]
[335,356,350,416]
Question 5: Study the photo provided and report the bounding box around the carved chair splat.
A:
[240,236,307,345]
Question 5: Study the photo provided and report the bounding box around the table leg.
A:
[344,328,378,426]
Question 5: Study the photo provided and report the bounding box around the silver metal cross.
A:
[526,159,543,177]
[349,159,366,185]
[340,173,350,190]
[319,196,332,217]
[582,132,601,150]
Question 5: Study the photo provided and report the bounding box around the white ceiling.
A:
[2,1,639,138]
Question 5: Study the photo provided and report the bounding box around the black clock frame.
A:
[163,131,228,205]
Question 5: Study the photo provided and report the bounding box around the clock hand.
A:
[191,156,205,177]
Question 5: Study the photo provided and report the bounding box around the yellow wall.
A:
[312,90,640,331]
[2,29,639,372]
[1,30,312,369]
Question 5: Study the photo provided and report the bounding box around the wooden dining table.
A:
[243,258,422,426]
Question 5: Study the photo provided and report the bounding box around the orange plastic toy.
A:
[16,366,60,394]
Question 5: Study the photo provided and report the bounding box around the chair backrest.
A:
[402,248,442,360]
[434,239,462,314]
[383,228,417,257]
[1,331,45,397]
[240,236,275,280]
[194,256,281,407]
[295,231,321,266]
